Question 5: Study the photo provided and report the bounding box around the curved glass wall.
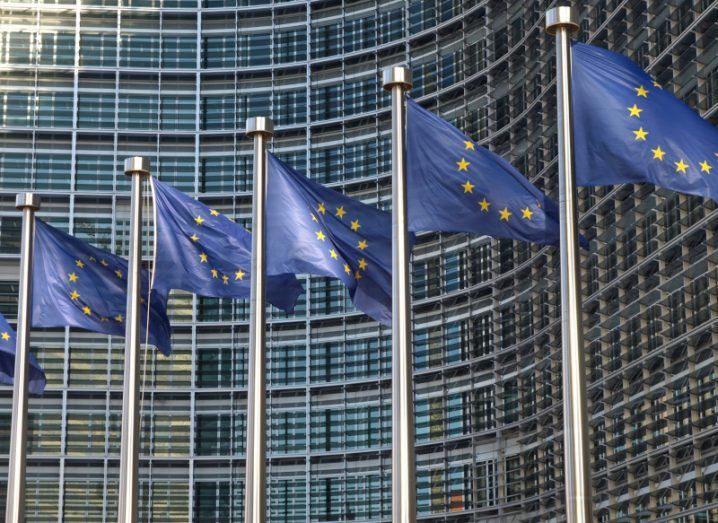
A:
[0,0,718,521]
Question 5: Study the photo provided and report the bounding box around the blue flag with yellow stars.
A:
[406,98,563,246]
[572,42,718,199]
[0,312,46,394]
[151,179,303,312]
[265,153,395,326]
[31,219,172,356]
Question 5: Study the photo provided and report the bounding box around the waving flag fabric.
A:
[0,312,46,394]
[572,42,718,200]
[265,153,395,325]
[31,219,172,355]
[151,178,303,313]
[406,98,565,246]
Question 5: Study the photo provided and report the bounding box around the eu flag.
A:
[0,312,46,394]
[572,42,718,200]
[406,99,562,246]
[32,219,172,355]
[265,153,394,325]
[151,179,303,313]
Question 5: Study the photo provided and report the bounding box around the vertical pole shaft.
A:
[118,156,150,523]
[383,66,416,523]
[244,116,273,523]
[546,8,593,523]
[5,193,41,523]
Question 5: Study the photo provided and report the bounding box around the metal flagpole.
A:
[118,156,150,523]
[244,116,273,523]
[5,193,40,523]
[546,7,593,523]
[382,66,416,523]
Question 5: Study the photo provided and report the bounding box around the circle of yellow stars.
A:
[628,82,713,175]
[312,201,370,282]
[66,255,128,323]
[190,208,247,285]
[458,139,537,223]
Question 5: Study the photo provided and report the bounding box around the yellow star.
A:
[210,209,219,217]
[521,207,534,220]
[70,290,80,301]
[68,272,78,283]
[100,260,108,267]
[354,270,362,280]
[115,270,123,279]
[651,146,666,161]
[317,203,326,215]
[627,104,642,117]
[222,274,229,285]
[316,230,326,241]
[190,234,199,242]
[115,314,124,323]
[357,239,368,250]
[358,258,367,270]
[633,127,648,141]
[652,80,661,88]
[75,260,84,269]
[89,256,96,262]
[478,198,490,212]
[344,264,351,274]
[464,140,475,150]
[195,215,204,226]
[310,213,318,223]
[211,268,219,278]
[329,249,338,260]
[700,160,712,174]
[462,180,474,193]
[199,252,208,263]
[675,159,689,174]
[100,317,109,322]
[82,306,91,316]
[235,270,245,280]
[457,158,470,171]
[350,220,360,232]
[635,85,649,98]
[499,208,512,221]
[1,332,9,341]
[335,206,346,219]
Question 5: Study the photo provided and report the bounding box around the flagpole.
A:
[244,116,273,523]
[118,156,150,523]
[382,66,416,523]
[5,193,40,523]
[546,7,593,523]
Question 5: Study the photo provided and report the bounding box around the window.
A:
[78,92,115,129]
[505,456,522,502]
[160,95,196,131]
[37,92,73,128]
[162,35,196,69]
[120,34,160,68]
[311,23,340,59]
[344,16,375,53]
[275,29,306,63]
[311,84,341,120]
[238,33,270,66]
[80,33,117,67]
[38,32,75,66]
[203,35,236,68]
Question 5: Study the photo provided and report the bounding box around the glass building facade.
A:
[0,0,717,520]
